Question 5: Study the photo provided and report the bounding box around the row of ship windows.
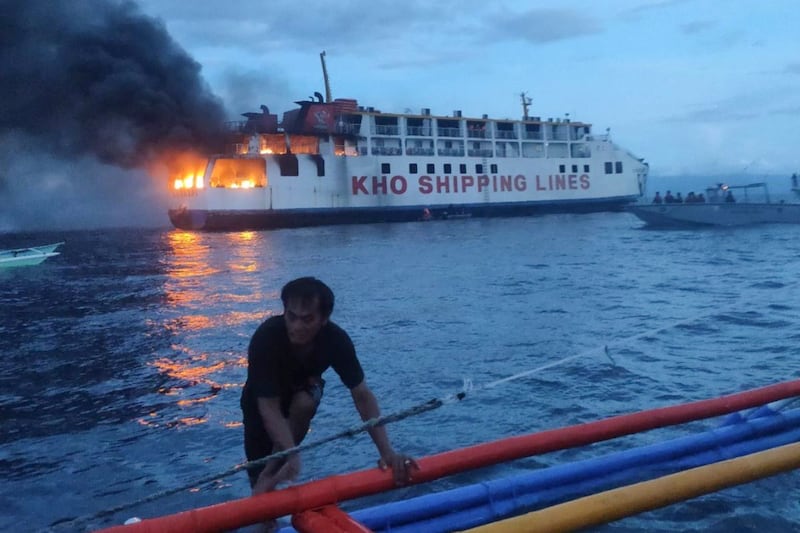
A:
[376,162,624,175]
[363,144,591,158]
[365,125,590,141]
[264,154,622,178]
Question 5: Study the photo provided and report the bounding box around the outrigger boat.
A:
[0,242,63,268]
[98,379,800,533]
[627,182,800,227]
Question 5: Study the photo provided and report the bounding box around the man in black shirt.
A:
[241,277,418,496]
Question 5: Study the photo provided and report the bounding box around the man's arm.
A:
[350,381,418,484]
[254,397,301,491]
[257,397,296,452]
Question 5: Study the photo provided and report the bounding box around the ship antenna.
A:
[320,50,332,103]
[521,91,532,120]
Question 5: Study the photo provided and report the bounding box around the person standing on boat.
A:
[652,191,663,204]
[241,277,419,497]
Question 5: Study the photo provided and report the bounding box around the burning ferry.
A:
[168,63,647,231]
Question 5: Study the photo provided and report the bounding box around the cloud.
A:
[679,20,715,34]
[786,63,800,75]
[138,0,456,52]
[663,83,800,124]
[767,105,800,116]
[624,0,692,17]
[480,8,602,44]
[665,106,760,123]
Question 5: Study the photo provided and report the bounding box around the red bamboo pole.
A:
[97,378,800,533]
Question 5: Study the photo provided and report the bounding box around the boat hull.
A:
[169,196,635,231]
[627,203,800,227]
[0,242,63,268]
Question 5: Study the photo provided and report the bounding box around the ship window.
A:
[584,164,590,172]
[559,164,566,173]
[382,163,390,174]
[427,163,435,173]
[490,164,498,173]
[605,162,613,174]
[409,163,418,174]
[209,158,267,187]
[312,155,325,177]
[287,135,319,154]
[278,154,299,176]
[460,164,467,173]
[572,164,578,173]
[475,164,483,174]
[444,163,452,173]
[615,161,623,173]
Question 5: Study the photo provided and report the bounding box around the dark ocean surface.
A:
[2,210,799,532]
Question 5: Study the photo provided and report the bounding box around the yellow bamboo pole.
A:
[462,441,800,533]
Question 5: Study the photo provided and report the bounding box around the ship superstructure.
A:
[169,79,647,231]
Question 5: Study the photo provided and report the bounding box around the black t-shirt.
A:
[240,315,364,422]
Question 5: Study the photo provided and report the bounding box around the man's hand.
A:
[378,451,419,486]
[252,453,301,495]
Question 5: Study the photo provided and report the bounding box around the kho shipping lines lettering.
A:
[350,174,592,196]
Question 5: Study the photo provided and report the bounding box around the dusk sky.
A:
[2,0,799,231]
[137,0,800,177]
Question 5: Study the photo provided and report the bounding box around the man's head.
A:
[281,277,335,348]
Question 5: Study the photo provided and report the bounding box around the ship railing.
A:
[406,147,435,156]
[374,125,400,135]
[467,149,494,157]
[437,127,462,137]
[547,132,569,141]
[438,148,465,157]
[495,130,517,140]
[523,132,544,140]
[371,147,403,156]
[334,123,361,135]
[467,130,490,139]
[407,126,432,136]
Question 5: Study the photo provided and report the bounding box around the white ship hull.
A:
[168,97,647,231]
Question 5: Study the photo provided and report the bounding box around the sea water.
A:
[1,211,799,532]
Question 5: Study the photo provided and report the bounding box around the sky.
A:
[2,0,799,230]
[136,0,800,177]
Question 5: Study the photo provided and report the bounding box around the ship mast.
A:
[320,51,332,103]
[521,92,532,120]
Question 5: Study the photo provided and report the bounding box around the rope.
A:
[47,287,790,531]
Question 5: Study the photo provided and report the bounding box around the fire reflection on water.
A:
[141,230,273,429]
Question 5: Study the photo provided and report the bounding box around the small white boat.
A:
[0,242,64,268]
[627,183,800,227]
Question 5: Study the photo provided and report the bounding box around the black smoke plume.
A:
[1,0,228,167]
[0,0,231,230]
